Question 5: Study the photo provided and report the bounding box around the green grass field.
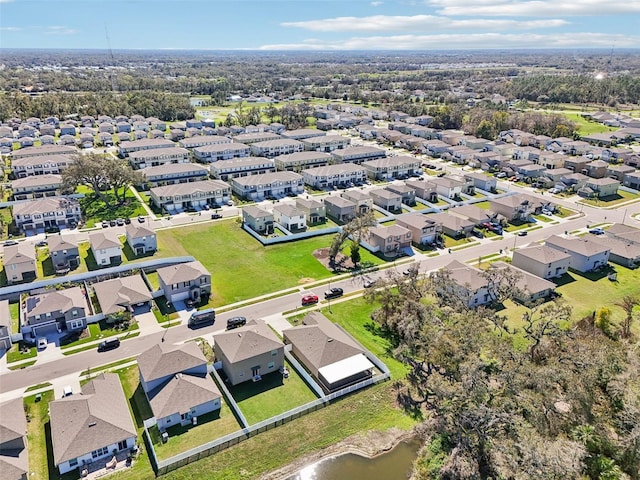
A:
[562,112,618,136]
[156,220,387,306]
[25,391,55,480]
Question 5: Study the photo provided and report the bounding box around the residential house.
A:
[429,176,464,199]
[330,146,386,164]
[23,286,88,336]
[544,167,573,183]
[437,260,491,308]
[302,163,366,189]
[300,135,350,153]
[0,397,28,480]
[128,147,190,170]
[519,163,547,179]
[3,243,36,284]
[251,139,304,158]
[589,235,640,268]
[10,144,76,160]
[49,373,137,474]
[243,205,275,235]
[232,132,281,145]
[560,172,590,191]
[324,196,356,223]
[405,179,438,203]
[281,128,326,140]
[370,188,402,213]
[11,174,63,200]
[448,204,500,227]
[93,275,153,317]
[491,262,558,305]
[140,163,209,188]
[47,235,80,273]
[150,179,231,211]
[578,178,620,199]
[428,212,475,238]
[463,172,497,192]
[385,183,416,206]
[623,171,640,190]
[563,156,591,174]
[0,300,12,351]
[545,235,610,273]
[584,160,609,178]
[143,358,221,430]
[274,151,333,171]
[193,142,251,162]
[283,312,374,392]
[11,154,74,178]
[89,231,122,266]
[365,224,412,254]
[362,155,421,180]
[423,139,451,157]
[12,196,81,233]
[296,197,326,225]
[209,156,275,181]
[125,223,157,255]
[179,135,231,149]
[156,260,211,304]
[213,319,285,385]
[489,194,537,222]
[396,213,441,245]
[118,138,175,157]
[511,245,572,279]
[606,164,635,182]
[341,190,373,215]
[231,171,304,201]
[273,204,306,231]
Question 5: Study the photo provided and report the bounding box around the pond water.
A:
[287,438,421,480]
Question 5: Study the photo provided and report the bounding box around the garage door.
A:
[169,291,190,303]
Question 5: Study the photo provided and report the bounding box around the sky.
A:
[1,0,639,51]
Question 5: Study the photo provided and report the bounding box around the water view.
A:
[287,439,421,480]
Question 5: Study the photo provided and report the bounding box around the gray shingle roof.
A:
[138,342,207,384]
[49,373,136,466]
[93,275,152,315]
[89,230,122,250]
[213,319,283,363]
[47,235,79,252]
[25,286,86,317]
[147,373,221,419]
[156,260,209,286]
[0,397,26,446]
[2,243,35,264]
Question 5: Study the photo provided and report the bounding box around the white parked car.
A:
[37,337,47,350]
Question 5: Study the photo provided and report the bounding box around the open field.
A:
[156,220,387,306]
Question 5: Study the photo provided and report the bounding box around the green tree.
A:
[349,241,361,268]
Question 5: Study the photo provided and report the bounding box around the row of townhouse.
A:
[127,147,191,169]
[150,179,231,212]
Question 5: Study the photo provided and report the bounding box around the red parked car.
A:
[301,294,319,306]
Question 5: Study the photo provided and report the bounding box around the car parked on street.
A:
[589,228,605,235]
[98,337,120,352]
[301,294,319,306]
[324,287,344,299]
[517,231,528,236]
[226,316,247,330]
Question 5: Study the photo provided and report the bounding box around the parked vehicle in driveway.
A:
[324,287,343,299]
[62,385,73,397]
[37,337,47,350]
[589,228,605,235]
[495,172,507,178]
[301,294,319,306]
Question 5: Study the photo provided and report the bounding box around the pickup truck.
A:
[324,287,344,299]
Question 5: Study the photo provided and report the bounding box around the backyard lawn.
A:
[228,359,319,425]
[578,189,640,207]
[156,220,387,306]
[24,390,55,480]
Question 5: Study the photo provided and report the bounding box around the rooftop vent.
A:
[88,422,97,427]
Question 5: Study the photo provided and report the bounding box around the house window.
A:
[69,458,78,467]
[91,446,109,459]
[268,362,275,369]
[271,350,277,356]
[118,440,127,451]
[181,413,189,421]
[68,320,83,330]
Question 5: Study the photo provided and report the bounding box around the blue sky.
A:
[1,0,639,50]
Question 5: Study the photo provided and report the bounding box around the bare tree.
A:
[616,295,639,339]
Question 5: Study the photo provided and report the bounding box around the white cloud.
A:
[282,15,568,32]
[0,26,21,31]
[45,26,78,35]
[425,0,640,17]
[259,32,640,50]
[371,1,383,5]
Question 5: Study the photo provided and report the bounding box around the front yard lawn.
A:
[578,190,640,207]
[156,220,386,307]
[6,341,37,364]
[228,359,319,425]
[79,187,147,227]
[59,319,139,350]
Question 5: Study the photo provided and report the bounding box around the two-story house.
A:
[302,163,366,189]
[140,163,209,188]
[231,171,304,201]
[369,188,402,213]
[89,231,122,267]
[362,155,421,180]
[273,204,306,231]
[366,224,412,254]
[213,319,285,385]
[11,174,63,200]
[396,213,441,246]
[150,179,231,211]
[3,243,36,284]
[0,397,28,480]
[511,245,572,279]
[250,139,304,158]
[156,260,211,304]
[242,206,275,235]
[12,197,81,233]
[296,197,326,225]
[48,235,80,273]
[209,157,275,181]
[545,235,610,273]
[274,151,333,171]
[193,142,251,162]
[23,286,88,336]
[125,224,157,256]
[324,196,356,223]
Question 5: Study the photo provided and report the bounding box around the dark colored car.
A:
[98,337,120,352]
[301,294,319,306]
[211,213,222,219]
[589,228,605,235]
[138,216,146,223]
[517,231,528,236]
[109,219,116,227]
[116,218,125,226]
[3,240,19,247]
[226,316,247,330]
[124,217,132,224]
[324,287,344,299]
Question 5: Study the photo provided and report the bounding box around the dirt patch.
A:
[260,427,417,480]
[313,248,356,273]
[298,277,315,284]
